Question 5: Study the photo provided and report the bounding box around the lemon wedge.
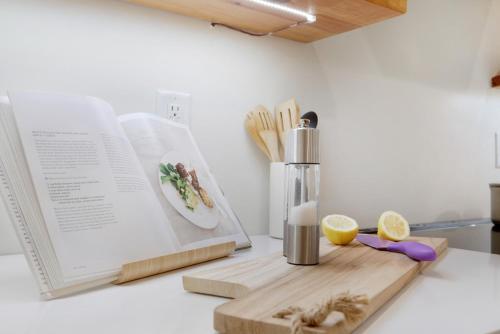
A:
[377,211,410,241]
[321,215,359,245]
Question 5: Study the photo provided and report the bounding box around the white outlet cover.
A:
[155,90,191,126]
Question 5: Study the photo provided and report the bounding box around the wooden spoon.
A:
[253,105,280,162]
[245,111,271,160]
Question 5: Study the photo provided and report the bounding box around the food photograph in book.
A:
[119,113,248,249]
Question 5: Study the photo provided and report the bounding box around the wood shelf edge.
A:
[367,0,408,14]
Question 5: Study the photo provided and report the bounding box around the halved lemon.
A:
[377,211,410,241]
[321,214,359,245]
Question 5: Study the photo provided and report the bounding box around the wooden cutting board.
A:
[183,236,447,334]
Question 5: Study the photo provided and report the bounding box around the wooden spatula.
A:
[253,105,280,162]
[244,111,271,160]
[275,98,300,153]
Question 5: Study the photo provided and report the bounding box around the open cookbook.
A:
[0,91,250,298]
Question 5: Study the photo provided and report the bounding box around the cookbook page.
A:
[119,113,250,249]
[8,92,179,281]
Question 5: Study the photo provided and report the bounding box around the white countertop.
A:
[1,235,500,334]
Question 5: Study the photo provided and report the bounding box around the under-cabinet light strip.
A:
[246,0,316,23]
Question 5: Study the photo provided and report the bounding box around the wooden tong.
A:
[275,98,300,154]
[244,99,300,162]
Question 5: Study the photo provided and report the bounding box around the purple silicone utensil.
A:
[356,234,437,261]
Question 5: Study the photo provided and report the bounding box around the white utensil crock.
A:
[269,162,285,239]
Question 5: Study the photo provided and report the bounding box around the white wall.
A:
[2,0,500,255]
[0,0,331,253]
[313,0,500,227]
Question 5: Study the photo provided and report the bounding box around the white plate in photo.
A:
[158,150,219,229]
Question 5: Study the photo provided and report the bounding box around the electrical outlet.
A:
[155,90,191,126]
